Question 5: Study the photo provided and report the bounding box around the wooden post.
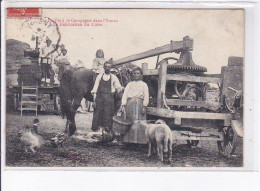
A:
[53,94,57,111]
[157,60,167,108]
[14,93,18,111]
[142,63,148,71]
[142,63,148,82]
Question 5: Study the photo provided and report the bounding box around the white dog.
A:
[141,119,173,162]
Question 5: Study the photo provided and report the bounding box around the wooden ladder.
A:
[20,82,38,116]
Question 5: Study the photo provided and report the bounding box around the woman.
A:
[120,67,149,143]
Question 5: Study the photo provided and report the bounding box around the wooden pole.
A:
[113,36,193,66]
[157,60,167,108]
[14,93,18,111]
[53,94,57,111]
[142,63,148,71]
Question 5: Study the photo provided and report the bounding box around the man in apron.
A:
[91,60,123,133]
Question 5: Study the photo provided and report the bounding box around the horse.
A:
[59,67,132,137]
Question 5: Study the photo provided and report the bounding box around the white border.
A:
[1,0,259,176]
[0,1,255,9]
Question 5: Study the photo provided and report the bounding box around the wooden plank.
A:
[174,117,181,125]
[157,60,167,108]
[142,63,148,70]
[21,108,37,110]
[14,93,18,111]
[22,87,37,90]
[21,101,37,104]
[172,130,223,141]
[201,74,223,78]
[54,94,57,111]
[166,74,223,84]
[7,86,59,94]
[143,69,159,76]
[147,107,232,126]
[165,99,221,110]
[22,94,37,97]
[113,41,186,66]
[38,87,59,94]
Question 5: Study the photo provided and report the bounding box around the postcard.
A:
[3,8,245,168]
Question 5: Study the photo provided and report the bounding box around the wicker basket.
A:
[113,115,132,135]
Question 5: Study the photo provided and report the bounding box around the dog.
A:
[141,119,173,163]
[18,125,46,153]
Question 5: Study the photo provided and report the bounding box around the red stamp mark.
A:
[7,8,41,18]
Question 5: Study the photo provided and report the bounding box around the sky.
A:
[6,9,244,74]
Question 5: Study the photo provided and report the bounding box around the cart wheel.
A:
[187,140,199,147]
[217,126,238,157]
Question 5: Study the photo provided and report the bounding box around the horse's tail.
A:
[59,70,74,118]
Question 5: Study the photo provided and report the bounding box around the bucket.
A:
[113,115,132,135]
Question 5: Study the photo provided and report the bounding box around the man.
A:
[40,37,54,64]
[79,49,105,114]
[40,37,54,86]
[91,59,123,133]
[54,47,70,81]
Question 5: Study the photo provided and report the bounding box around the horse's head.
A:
[111,66,132,87]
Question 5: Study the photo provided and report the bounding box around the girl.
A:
[92,49,105,74]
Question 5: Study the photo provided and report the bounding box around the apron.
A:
[121,98,147,144]
[91,74,114,131]
[125,98,146,123]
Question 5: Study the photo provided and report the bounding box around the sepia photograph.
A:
[4,8,244,168]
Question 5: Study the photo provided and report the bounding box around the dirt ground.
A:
[5,112,243,167]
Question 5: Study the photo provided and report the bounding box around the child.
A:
[92,49,105,74]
